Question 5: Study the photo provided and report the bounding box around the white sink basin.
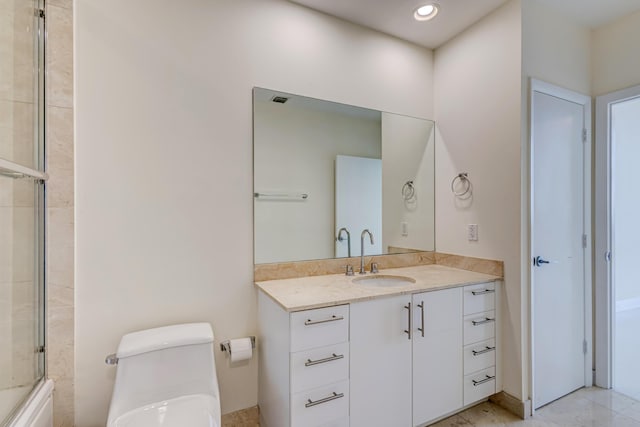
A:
[352,275,416,287]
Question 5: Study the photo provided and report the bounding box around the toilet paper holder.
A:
[220,336,256,355]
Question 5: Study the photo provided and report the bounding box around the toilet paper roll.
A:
[229,338,253,363]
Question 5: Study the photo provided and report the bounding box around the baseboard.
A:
[221,405,260,426]
[489,391,531,419]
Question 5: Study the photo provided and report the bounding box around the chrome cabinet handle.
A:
[472,317,495,326]
[305,315,344,326]
[471,289,495,296]
[305,353,344,367]
[404,303,412,340]
[472,346,496,356]
[472,374,496,386]
[417,301,425,337]
[305,392,344,408]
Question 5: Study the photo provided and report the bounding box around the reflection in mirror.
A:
[253,88,435,264]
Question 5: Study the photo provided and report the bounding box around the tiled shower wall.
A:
[45,0,74,425]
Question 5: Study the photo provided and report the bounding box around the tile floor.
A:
[432,387,640,427]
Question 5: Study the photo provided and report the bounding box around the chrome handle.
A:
[472,375,496,386]
[305,392,344,408]
[305,353,344,367]
[105,353,119,365]
[417,301,425,337]
[472,289,495,296]
[472,317,495,326]
[472,346,496,356]
[305,315,344,326]
[404,303,412,340]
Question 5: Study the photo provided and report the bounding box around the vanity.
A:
[256,264,502,427]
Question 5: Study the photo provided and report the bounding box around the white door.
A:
[412,288,462,426]
[335,155,382,258]
[350,295,412,427]
[532,82,589,409]
[595,89,640,397]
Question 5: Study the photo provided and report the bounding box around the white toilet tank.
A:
[106,323,220,427]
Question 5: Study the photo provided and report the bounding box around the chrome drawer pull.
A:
[472,289,495,296]
[417,301,425,338]
[472,374,496,386]
[472,346,496,356]
[305,315,344,326]
[472,317,495,326]
[404,303,412,340]
[305,353,344,367]
[305,392,344,408]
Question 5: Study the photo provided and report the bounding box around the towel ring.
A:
[451,173,471,197]
[402,180,415,200]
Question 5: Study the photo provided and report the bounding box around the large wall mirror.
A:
[253,88,435,264]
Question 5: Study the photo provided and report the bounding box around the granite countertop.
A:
[255,264,501,312]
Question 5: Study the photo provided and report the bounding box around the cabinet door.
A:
[412,288,463,426]
[350,295,412,427]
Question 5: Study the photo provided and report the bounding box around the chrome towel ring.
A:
[402,180,416,200]
[451,173,472,197]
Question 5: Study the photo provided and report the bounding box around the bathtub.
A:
[5,380,53,427]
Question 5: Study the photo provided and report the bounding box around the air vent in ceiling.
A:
[271,96,289,104]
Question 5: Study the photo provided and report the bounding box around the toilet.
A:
[106,323,221,427]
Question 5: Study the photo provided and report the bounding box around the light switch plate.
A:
[401,222,408,236]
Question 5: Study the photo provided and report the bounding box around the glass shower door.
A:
[0,0,46,423]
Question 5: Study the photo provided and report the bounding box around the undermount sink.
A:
[352,275,416,287]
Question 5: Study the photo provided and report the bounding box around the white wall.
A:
[612,97,640,304]
[522,0,591,95]
[592,9,640,96]
[434,0,523,399]
[382,113,435,252]
[254,99,381,263]
[74,0,434,424]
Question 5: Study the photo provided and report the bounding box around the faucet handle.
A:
[370,263,379,274]
[344,265,354,276]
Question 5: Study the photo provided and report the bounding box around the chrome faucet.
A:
[360,229,374,274]
[336,227,351,258]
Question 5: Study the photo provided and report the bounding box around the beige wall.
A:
[46,0,75,426]
[434,0,524,399]
[592,9,640,96]
[522,0,591,95]
[75,0,434,424]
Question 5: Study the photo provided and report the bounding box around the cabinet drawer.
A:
[463,338,496,375]
[291,380,349,427]
[463,283,495,315]
[463,310,495,345]
[291,305,349,352]
[464,366,496,406]
[291,342,349,393]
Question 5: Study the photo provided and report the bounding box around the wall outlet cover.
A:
[468,224,478,241]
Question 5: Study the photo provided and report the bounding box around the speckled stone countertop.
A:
[255,264,501,312]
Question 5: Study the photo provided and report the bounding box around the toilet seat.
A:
[109,394,220,427]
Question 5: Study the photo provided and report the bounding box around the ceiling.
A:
[288,0,640,49]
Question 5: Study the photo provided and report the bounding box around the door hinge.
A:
[582,234,587,249]
[36,8,45,19]
[582,128,587,143]
[583,340,588,355]
[35,345,45,354]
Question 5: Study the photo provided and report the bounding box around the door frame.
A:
[528,79,593,411]
[594,83,640,388]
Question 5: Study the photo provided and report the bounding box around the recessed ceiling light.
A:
[414,4,439,21]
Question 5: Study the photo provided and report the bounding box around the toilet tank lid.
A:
[117,323,214,359]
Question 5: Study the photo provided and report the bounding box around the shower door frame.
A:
[0,0,48,423]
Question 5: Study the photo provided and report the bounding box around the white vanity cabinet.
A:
[258,279,501,427]
[350,288,463,427]
[258,292,350,427]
